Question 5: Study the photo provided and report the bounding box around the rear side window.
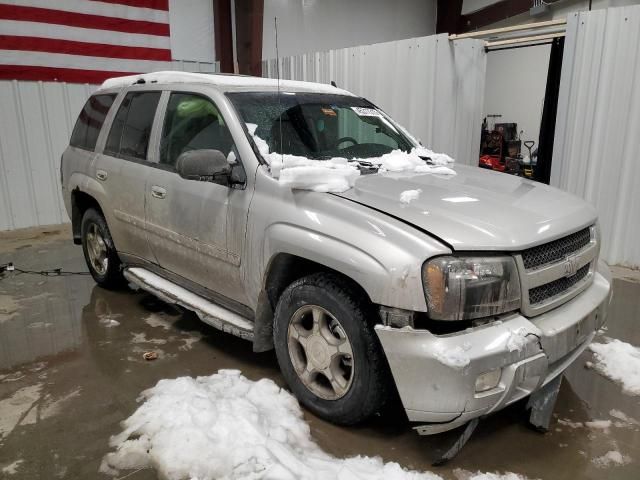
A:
[105,91,161,161]
[69,94,116,151]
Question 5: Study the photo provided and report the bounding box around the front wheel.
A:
[273,273,391,425]
[81,208,125,289]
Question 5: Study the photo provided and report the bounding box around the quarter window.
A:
[70,94,116,151]
[105,91,161,161]
[160,93,236,168]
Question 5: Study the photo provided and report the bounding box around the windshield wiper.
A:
[417,155,437,165]
[306,157,379,174]
[351,160,379,175]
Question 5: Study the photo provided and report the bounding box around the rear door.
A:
[97,90,162,261]
[145,90,248,305]
[63,93,117,214]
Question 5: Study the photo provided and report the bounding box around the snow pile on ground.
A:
[246,124,455,193]
[592,450,631,468]
[556,416,637,432]
[101,370,443,479]
[458,472,532,480]
[434,343,471,370]
[609,409,640,426]
[583,420,612,430]
[1,459,23,475]
[99,317,120,328]
[557,418,584,429]
[101,370,531,480]
[588,339,640,395]
[400,189,422,204]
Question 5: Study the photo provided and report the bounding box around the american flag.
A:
[0,0,174,83]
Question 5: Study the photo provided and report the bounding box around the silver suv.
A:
[61,72,611,435]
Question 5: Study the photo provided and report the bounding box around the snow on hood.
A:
[246,123,455,193]
[100,370,530,480]
[400,189,422,204]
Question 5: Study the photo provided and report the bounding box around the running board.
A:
[123,267,254,341]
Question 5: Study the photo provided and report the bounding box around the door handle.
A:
[151,185,167,199]
[96,170,107,181]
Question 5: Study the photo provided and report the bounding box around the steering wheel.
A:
[335,136,358,148]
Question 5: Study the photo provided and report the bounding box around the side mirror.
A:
[176,149,231,185]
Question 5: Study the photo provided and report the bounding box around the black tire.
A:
[273,272,391,425]
[80,208,125,289]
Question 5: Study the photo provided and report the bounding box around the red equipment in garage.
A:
[479,131,506,171]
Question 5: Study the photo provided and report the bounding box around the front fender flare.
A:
[263,223,425,309]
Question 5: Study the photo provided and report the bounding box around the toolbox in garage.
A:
[495,122,518,141]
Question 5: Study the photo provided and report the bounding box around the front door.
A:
[145,91,248,305]
[96,90,161,261]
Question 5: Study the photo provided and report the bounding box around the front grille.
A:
[529,264,590,305]
[522,227,591,269]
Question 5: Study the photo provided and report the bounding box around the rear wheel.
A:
[81,208,124,289]
[273,273,391,425]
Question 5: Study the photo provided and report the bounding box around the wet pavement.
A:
[0,226,639,479]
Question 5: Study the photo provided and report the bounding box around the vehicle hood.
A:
[334,164,597,251]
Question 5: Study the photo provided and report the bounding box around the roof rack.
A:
[99,71,352,96]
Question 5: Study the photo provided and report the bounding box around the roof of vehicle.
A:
[99,71,355,96]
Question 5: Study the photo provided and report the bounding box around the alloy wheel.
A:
[86,223,108,276]
[287,304,354,400]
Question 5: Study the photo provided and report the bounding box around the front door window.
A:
[160,93,236,169]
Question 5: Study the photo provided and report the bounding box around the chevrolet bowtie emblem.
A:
[563,254,580,277]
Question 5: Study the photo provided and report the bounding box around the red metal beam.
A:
[248,0,264,76]
[436,0,463,34]
[214,0,234,73]
[234,0,264,76]
[460,0,532,33]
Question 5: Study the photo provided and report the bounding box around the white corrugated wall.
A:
[552,5,640,268]
[0,81,96,231]
[0,62,218,231]
[262,34,487,166]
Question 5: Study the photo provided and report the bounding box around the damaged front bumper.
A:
[375,260,612,435]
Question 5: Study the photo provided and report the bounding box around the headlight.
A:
[422,256,521,321]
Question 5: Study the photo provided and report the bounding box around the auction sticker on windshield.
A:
[351,106,382,117]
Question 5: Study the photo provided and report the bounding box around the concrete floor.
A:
[1,226,639,479]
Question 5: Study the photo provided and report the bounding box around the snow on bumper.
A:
[375,261,611,434]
